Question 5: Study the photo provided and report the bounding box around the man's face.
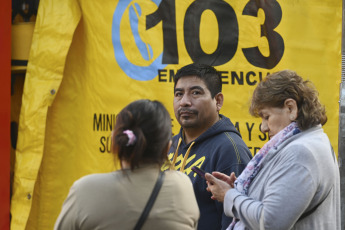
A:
[174,76,219,132]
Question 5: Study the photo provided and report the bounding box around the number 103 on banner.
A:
[113,0,285,81]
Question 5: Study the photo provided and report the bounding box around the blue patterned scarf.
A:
[229,122,301,230]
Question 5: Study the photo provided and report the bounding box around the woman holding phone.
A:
[55,99,199,230]
[205,70,340,230]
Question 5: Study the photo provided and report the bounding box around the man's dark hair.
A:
[173,63,222,98]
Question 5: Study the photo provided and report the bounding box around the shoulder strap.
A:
[134,171,165,230]
[298,186,333,221]
[298,142,336,221]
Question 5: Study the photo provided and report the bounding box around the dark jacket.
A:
[168,114,252,230]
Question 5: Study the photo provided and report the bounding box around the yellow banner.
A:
[11,0,341,229]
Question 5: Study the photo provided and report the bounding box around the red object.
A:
[0,1,11,229]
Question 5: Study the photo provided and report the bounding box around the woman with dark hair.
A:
[205,70,340,229]
[55,99,199,230]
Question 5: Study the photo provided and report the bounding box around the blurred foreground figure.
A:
[55,99,199,230]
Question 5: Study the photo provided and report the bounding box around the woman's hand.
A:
[212,171,237,187]
[205,172,236,202]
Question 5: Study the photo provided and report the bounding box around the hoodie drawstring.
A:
[169,137,182,170]
[169,137,195,172]
[180,141,195,172]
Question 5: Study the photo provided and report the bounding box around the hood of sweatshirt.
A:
[169,114,242,171]
[182,114,241,145]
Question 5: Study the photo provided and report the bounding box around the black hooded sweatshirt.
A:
[167,114,252,230]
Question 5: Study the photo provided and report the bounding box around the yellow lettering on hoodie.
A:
[165,152,206,177]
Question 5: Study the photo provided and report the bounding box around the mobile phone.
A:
[191,166,207,179]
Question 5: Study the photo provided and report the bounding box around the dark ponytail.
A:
[112,99,172,170]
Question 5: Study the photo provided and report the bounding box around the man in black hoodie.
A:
[167,63,252,230]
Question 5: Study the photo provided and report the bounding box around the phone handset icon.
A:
[112,0,166,81]
[129,3,153,61]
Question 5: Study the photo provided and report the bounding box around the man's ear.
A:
[284,98,298,120]
[215,93,224,112]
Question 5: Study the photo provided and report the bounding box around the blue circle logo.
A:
[112,0,167,81]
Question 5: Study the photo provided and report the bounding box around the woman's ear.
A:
[284,98,298,121]
[215,93,224,112]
